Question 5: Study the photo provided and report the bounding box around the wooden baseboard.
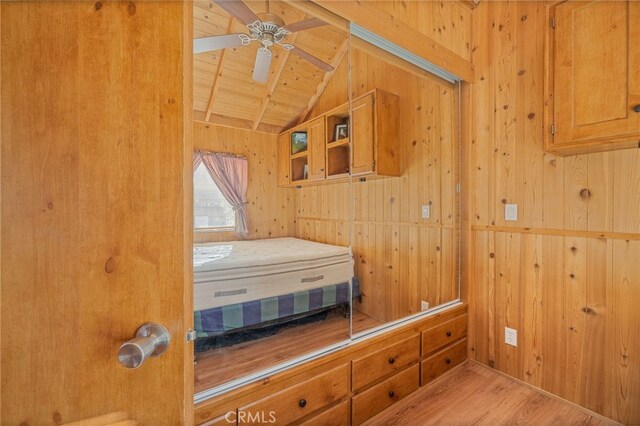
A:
[467,360,621,426]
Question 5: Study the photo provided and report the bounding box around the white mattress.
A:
[194,237,353,311]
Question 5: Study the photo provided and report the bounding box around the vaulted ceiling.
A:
[193,1,349,133]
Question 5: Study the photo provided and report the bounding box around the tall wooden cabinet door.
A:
[277,132,291,186]
[351,93,376,175]
[551,0,640,150]
[308,117,326,181]
[1,2,193,425]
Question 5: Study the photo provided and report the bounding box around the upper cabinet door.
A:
[351,93,376,175]
[308,117,326,181]
[547,0,640,155]
[277,131,291,186]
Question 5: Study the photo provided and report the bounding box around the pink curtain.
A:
[201,153,249,235]
[193,152,202,170]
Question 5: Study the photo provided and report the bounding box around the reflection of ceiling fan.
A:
[194,0,334,83]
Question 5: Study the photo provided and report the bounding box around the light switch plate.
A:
[505,327,518,347]
[422,205,431,219]
[505,204,518,221]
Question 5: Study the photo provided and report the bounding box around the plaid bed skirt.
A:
[194,278,359,338]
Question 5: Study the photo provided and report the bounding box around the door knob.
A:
[118,323,171,369]
[633,104,640,113]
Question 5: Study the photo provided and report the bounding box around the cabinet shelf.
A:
[278,89,400,187]
[327,137,349,148]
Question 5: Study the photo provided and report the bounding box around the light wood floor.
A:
[365,361,616,426]
[195,309,382,393]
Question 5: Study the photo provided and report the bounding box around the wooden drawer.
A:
[351,364,419,425]
[201,413,236,426]
[352,335,420,391]
[421,314,467,356]
[421,338,467,385]
[299,400,349,426]
[238,364,349,425]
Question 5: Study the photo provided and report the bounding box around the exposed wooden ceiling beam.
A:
[251,32,300,130]
[194,110,282,134]
[297,36,349,125]
[204,16,235,121]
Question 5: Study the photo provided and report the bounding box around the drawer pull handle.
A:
[388,390,395,398]
[446,331,452,337]
[299,399,307,408]
[388,357,395,364]
[445,358,451,364]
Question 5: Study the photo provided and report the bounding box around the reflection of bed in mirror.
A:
[193,237,357,351]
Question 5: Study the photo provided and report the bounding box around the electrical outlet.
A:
[505,327,518,347]
[421,205,431,219]
[505,204,518,221]
[421,301,430,311]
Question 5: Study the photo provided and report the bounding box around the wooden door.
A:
[551,0,640,151]
[1,2,193,424]
[307,117,326,181]
[351,93,376,175]
[277,132,291,186]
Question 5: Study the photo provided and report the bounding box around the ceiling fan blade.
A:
[214,0,261,26]
[289,46,334,72]
[282,17,326,33]
[253,47,272,83]
[194,34,249,53]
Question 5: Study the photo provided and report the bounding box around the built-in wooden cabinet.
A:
[420,314,468,385]
[545,0,640,155]
[276,132,290,187]
[194,305,468,426]
[278,89,400,187]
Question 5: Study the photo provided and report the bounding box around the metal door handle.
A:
[118,323,171,369]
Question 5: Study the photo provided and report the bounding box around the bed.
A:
[193,237,356,338]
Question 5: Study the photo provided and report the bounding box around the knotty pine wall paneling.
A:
[467,2,640,424]
[193,122,297,244]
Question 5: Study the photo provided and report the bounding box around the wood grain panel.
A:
[467,3,640,423]
[1,1,192,423]
[469,232,640,424]
[193,122,296,243]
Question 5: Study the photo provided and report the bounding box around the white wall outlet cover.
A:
[505,327,518,347]
[421,301,430,311]
[505,204,518,221]
[421,205,431,219]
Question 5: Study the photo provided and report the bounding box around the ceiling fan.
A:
[194,0,334,83]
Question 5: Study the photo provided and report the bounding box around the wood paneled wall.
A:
[467,2,640,424]
[1,1,192,424]
[296,46,460,323]
[368,0,472,62]
[193,123,296,243]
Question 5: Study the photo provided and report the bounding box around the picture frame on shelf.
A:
[334,124,348,141]
[291,131,308,154]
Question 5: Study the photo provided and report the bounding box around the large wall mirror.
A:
[191,0,459,402]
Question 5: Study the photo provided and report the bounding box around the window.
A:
[194,163,235,230]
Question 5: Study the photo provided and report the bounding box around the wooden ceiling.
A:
[193,0,349,133]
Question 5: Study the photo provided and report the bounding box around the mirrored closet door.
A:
[191,0,352,398]
[347,34,461,336]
